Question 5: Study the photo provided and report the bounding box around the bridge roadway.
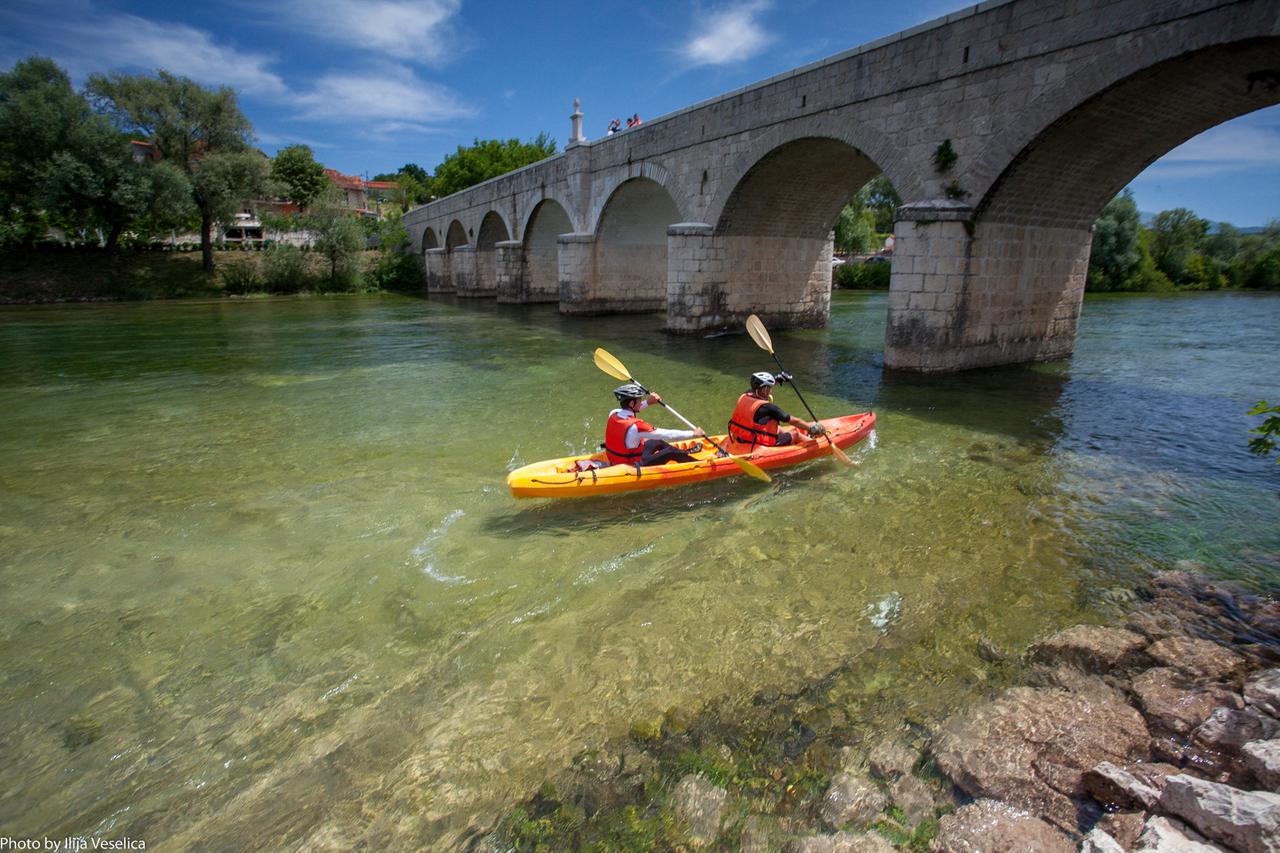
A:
[402,0,1280,371]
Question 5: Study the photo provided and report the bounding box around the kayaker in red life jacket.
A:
[727,372,821,449]
[605,383,706,467]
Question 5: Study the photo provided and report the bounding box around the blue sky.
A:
[2,0,1277,227]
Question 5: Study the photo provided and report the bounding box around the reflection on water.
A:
[0,291,1276,846]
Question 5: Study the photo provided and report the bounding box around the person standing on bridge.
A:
[604,383,705,467]
[727,372,821,449]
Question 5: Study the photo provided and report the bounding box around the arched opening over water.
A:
[421,227,439,251]
[445,220,467,250]
[978,38,1280,229]
[473,211,510,297]
[712,137,894,329]
[522,199,572,303]
[445,219,470,293]
[937,38,1280,370]
[589,177,681,313]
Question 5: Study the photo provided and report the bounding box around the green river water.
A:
[0,290,1277,848]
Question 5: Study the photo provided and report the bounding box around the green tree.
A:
[88,70,259,270]
[1087,190,1143,291]
[271,144,327,211]
[431,134,557,198]
[853,174,901,234]
[307,186,365,290]
[1150,208,1208,284]
[834,204,877,254]
[0,57,195,250]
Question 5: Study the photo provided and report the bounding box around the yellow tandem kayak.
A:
[507,412,875,499]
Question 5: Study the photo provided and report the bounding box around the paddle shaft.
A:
[629,380,736,459]
[765,352,853,464]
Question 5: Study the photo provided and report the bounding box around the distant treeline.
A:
[833,180,1278,292]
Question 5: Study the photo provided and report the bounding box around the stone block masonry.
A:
[403,0,1279,370]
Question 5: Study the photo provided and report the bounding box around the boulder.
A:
[672,774,727,847]
[1158,774,1280,853]
[783,831,895,853]
[1193,707,1280,753]
[1081,827,1126,853]
[1146,637,1245,682]
[819,772,886,830]
[1083,761,1160,810]
[1128,610,1187,642]
[1130,668,1243,736]
[1030,625,1148,673]
[1245,740,1280,791]
[931,799,1074,852]
[1246,671,1280,718]
[933,687,1150,830]
[868,740,917,781]
[889,774,937,826]
[1133,815,1227,851]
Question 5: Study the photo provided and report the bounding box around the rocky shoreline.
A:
[470,570,1280,851]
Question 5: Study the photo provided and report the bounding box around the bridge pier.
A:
[557,233,665,314]
[450,246,483,297]
[884,203,1091,372]
[665,224,831,333]
[494,240,526,303]
[423,248,453,294]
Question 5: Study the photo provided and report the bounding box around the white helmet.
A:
[750,371,776,390]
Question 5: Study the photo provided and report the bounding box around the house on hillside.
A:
[322,169,400,218]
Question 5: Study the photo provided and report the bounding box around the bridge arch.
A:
[701,135,896,329]
[587,162,690,236]
[421,227,439,251]
[445,220,468,249]
[705,118,907,229]
[564,176,682,314]
[522,198,574,302]
[472,210,510,296]
[974,37,1280,228]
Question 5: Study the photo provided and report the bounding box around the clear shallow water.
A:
[0,291,1276,847]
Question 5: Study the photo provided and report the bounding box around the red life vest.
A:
[728,393,779,447]
[605,411,654,465]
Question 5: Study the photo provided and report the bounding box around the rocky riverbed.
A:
[470,570,1280,851]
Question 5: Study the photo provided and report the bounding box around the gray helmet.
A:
[613,382,646,404]
[750,371,776,390]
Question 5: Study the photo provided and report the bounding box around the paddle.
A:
[744,314,855,466]
[592,347,771,484]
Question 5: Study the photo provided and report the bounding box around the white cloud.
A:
[680,0,774,68]
[276,0,464,64]
[292,64,474,128]
[0,3,285,96]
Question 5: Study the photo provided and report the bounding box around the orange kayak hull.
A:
[507,412,875,499]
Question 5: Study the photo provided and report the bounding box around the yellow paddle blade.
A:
[593,347,632,382]
[729,454,771,483]
[745,314,774,354]
[828,438,854,466]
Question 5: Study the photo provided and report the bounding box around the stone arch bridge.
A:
[403,0,1280,372]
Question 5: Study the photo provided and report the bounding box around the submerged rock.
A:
[783,830,895,853]
[933,686,1149,830]
[818,772,886,830]
[1030,625,1148,674]
[867,740,917,781]
[672,774,727,847]
[931,799,1074,852]
[1146,637,1246,683]
[1129,667,1243,736]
